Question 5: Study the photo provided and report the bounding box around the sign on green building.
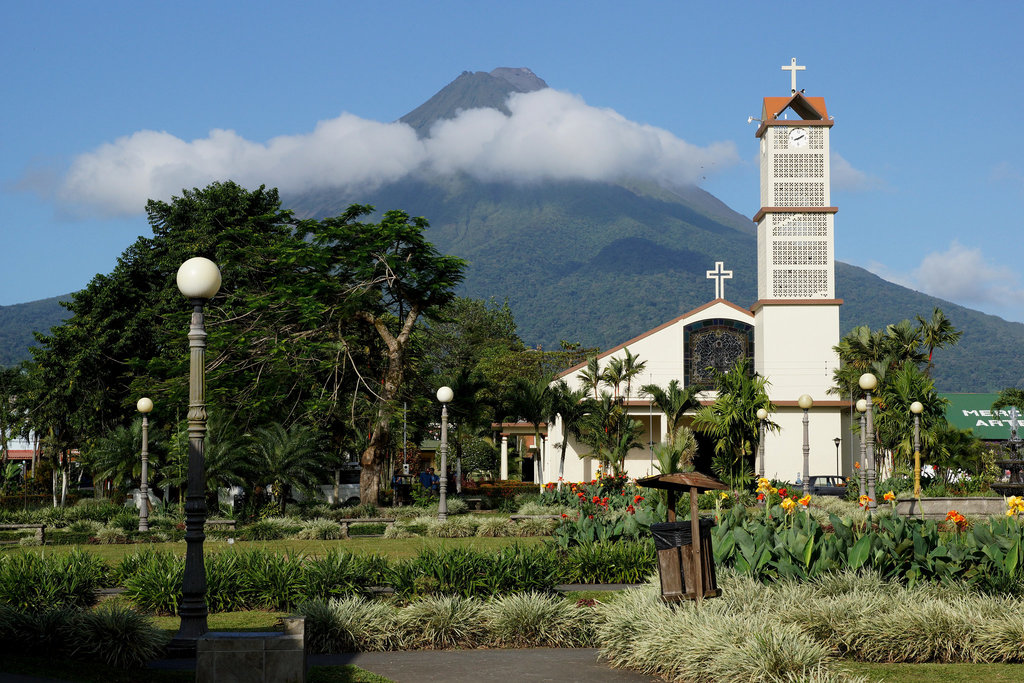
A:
[942,393,1022,441]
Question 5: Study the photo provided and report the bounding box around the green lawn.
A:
[1,535,546,563]
[843,662,1024,682]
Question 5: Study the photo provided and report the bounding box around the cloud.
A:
[831,152,886,192]
[872,241,1024,313]
[47,89,740,217]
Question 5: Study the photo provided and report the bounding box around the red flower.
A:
[588,515,594,519]
[757,493,765,501]
[577,492,585,499]
[634,495,644,503]
[592,495,600,503]
[561,513,568,518]
[779,488,787,496]
[626,505,635,514]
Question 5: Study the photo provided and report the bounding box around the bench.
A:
[509,514,562,521]
[335,517,395,538]
[464,497,484,510]
[0,524,45,544]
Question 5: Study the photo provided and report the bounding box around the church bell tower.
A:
[752,58,841,401]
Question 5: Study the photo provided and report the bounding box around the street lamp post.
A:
[859,373,878,511]
[137,397,153,532]
[910,401,924,500]
[833,436,841,476]
[436,386,453,521]
[170,257,221,654]
[856,399,868,498]
[756,408,768,478]
[798,394,813,494]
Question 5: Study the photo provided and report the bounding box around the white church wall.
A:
[762,407,846,485]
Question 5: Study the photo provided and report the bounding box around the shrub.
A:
[298,597,403,653]
[304,550,389,600]
[475,517,515,537]
[110,509,141,532]
[235,549,306,610]
[425,517,478,538]
[512,517,558,537]
[343,502,379,519]
[398,595,487,649]
[445,498,469,516]
[0,549,105,612]
[63,604,168,668]
[121,550,184,614]
[484,592,595,647]
[296,518,344,540]
[559,540,657,584]
[96,525,129,544]
[239,518,287,541]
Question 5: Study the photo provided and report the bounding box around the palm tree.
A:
[578,356,602,399]
[640,380,702,447]
[162,414,249,511]
[546,380,595,485]
[579,391,620,473]
[601,356,625,400]
[874,361,945,473]
[506,374,554,484]
[917,308,962,376]
[619,348,647,401]
[86,419,146,497]
[690,359,776,489]
[246,422,324,514]
[992,388,1024,417]
[653,425,698,475]
[608,417,644,475]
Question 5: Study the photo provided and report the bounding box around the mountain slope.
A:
[0,295,70,366]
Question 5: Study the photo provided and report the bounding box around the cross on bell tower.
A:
[706,261,732,300]
[782,57,805,93]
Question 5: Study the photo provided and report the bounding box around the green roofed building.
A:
[943,393,1022,441]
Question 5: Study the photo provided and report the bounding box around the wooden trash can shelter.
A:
[637,471,727,603]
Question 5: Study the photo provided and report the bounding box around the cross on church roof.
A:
[706,261,732,300]
[782,57,805,93]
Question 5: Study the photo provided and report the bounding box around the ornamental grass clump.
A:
[235,548,306,610]
[239,517,288,541]
[475,517,515,537]
[512,516,558,537]
[63,603,168,669]
[559,540,656,584]
[425,516,478,538]
[296,517,344,540]
[398,595,487,649]
[121,550,184,614]
[484,592,595,648]
[298,597,403,654]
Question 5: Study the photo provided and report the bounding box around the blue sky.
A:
[5,1,1024,327]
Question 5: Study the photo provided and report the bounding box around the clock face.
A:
[789,127,808,148]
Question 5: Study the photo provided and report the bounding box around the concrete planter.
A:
[895,496,1005,519]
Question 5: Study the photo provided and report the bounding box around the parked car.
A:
[808,475,848,498]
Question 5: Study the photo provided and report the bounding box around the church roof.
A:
[761,93,828,122]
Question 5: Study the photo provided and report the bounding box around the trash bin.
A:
[650,519,719,602]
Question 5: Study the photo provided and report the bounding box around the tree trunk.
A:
[333,468,340,504]
[357,306,419,507]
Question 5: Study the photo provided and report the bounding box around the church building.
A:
[499,59,852,485]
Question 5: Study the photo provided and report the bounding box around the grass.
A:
[0,535,546,563]
[843,662,1024,682]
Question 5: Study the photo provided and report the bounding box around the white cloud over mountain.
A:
[52,89,740,217]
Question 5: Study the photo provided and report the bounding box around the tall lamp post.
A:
[910,401,924,501]
[856,399,868,498]
[833,437,841,476]
[137,397,153,532]
[859,373,878,511]
[436,386,453,521]
[756,408,768,478]
[798,394,813,494]
[171,256,220,653]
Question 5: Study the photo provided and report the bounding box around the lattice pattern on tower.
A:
[772,181,825,206]
[772,153,824,178]
[772,240,828,265]
[808,128,824,149]
[771,269,829,298]
[771,213,828,237]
